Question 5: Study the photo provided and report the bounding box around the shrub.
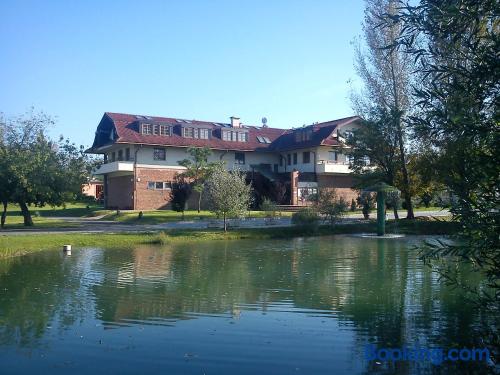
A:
[350,199,357,212]
[260,198,278,219]
[291,208,319,233]
[313,189,348,225]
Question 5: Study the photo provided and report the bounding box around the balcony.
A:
[94,161,134,175]
[316,160,352,174]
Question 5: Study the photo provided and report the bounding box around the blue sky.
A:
[1,0,365,147]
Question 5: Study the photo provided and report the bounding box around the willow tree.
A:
[387,0,499,314]
[351,0,415,218]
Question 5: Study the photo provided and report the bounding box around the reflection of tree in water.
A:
[0,251,91,348]
[0,237,495,373]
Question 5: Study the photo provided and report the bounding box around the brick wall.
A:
[317,174,358,203]
[107,175,133,209]
[135,168,179,210]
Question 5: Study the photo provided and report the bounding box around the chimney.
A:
[230,116,240,128]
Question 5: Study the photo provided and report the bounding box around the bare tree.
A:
[351,0,415,218]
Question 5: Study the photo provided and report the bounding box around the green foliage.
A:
[291,208,320,233]
[0,109,92,227]
[178,147,221,212]
[386,0,499,346]
[313,189,348,226]
[171,180,192,218]
[204,165,253,231]
[260,198,278,219]
[350,199,357,212]
[357,192,375,219]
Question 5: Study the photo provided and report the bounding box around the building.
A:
[87,112,362,210]
[81,179,104,201]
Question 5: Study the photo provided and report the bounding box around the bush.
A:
[350,199,357,212]
[260,198,278,219]
[313,189,348,225]
[291,208,319,233]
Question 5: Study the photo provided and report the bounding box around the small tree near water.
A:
[171,180,192,220]
[204,165,252,231]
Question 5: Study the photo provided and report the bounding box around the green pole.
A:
[377,192,385,236]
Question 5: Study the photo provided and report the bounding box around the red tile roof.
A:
[89,112,360,153]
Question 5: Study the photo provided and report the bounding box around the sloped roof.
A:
[101,112,285,152]
[268,116,360,152]
[88,112,360,153]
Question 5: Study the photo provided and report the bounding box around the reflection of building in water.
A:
[116,247,174,285]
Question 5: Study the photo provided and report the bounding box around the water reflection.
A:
[0,236,494,374]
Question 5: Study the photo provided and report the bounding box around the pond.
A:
[0,236,493,374]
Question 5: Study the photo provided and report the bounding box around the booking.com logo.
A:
[365,344,490,365]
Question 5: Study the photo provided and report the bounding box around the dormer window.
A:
[159,125,171,136]
[142,123,153,135]
[222,130,248,142]
[182,127,210,139]
[141,123,171,136]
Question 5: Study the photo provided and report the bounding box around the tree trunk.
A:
[393,206,399,220]
[389,53,415,220]
[1,200,7,228]
[19,201,33,226]
[223,213,227,232]
[198,191,202,213]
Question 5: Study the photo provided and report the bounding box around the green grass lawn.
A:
[100,209,293,225]
[0,202,106,229]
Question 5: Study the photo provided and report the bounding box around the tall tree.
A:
[178,147,220,213]
[386,0,499,349]
[0,109,90,226]
[204,165,252,232]
[348,108,402,218]
[352,0,415,218]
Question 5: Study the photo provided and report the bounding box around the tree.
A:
[351,0,415,218]
[204,165,252,231]
[178,147,220,213]
[0,109,90,226]
[386,0,499,347]
[171,178,192,220]
[313,189,348,226]
[348,109,402,219]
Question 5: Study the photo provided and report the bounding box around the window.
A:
[279,155,283,166]
[235,152,245,164]
[199,128,209,139]
[183,127,194,138]
[222,130,230,141]
[287,154,291,165]
[118,150,123,161]
[154,148,166,160]
[142,124,153,135]
[293,153,297,165]
[303,151,310,164]
[148,181,172,190]
[238,132,247,142]
[125,148,130,161]
[153,124,159,135]
[159,125,170,136]
[346,154,354,164]
[329,151,338,162]
[295,129,313,142]
[111,152,116,162]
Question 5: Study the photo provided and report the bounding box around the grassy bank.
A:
[0,218,459,259]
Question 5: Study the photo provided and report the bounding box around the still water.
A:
[0,236,493,374]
